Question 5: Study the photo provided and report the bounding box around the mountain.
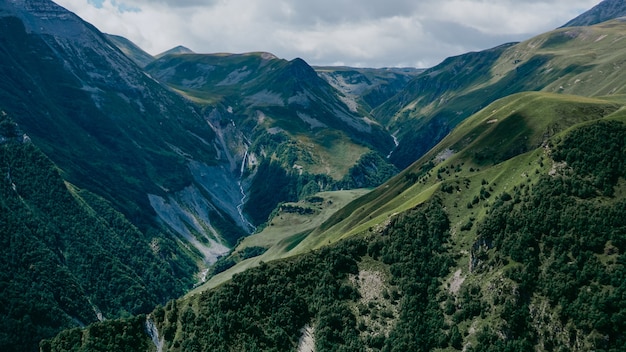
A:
[145,51,398,224]
[0,0,264,347]
[0,1,400,348]
[40,6,626,350]
[43,91,626,351]
[6,0,626,350]
[376,16,626,170]
[314,66,423,113]
[562,0,626,27]
[155,45,194,59]
[0,0,257,259]
[105,34,154,67]
[0,112,196,351]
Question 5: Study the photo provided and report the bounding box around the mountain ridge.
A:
[3,0,626,350]
[562,0,626,27]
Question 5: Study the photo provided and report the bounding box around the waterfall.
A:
[237,149,256,233]
[240,149,248,176]
[145,316,163,352]
[387,133,399,159]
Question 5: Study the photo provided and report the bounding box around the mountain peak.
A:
[562,0,626,27]
[155,45,194,59]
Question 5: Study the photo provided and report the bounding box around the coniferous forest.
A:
[41,120,626,351]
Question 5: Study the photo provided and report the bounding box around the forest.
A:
[41,120,626,351]
[0,113,196,351]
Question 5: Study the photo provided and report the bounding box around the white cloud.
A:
[54,0,602,67]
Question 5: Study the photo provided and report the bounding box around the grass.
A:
[188,189,371,294]
[295,91,624,256]
[206,91,626,285]
[189,33,626,302]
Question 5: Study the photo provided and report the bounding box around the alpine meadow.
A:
[0,0,625,351]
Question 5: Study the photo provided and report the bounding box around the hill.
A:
[562,0,626,27]
[376,18,626,170]
[145,52,398,224]
[105,34,155,67]
[43,91,626,351]
[155,45,194,59]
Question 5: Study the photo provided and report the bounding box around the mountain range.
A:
[1,0,626,351]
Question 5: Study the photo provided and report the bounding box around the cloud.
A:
[55,0,601,67]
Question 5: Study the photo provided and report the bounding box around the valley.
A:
[1,0,626,351]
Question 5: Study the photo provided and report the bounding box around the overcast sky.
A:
[55,0,601,68]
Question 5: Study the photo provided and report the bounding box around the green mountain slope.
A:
[105,34,155,68]
[43,92,626,351]
[378,18,626,170]
[145,52,398,224]
[12,1,626,350]
[0,0,253,263]
[0,113,195,351]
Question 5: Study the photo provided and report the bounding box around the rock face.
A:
[0,0,246,263]
[562,0,626,27]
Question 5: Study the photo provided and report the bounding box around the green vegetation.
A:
[147,51,399,227]
[7,3,626,351]
[42,95,626,352]
[467,120,626,350]
[0,114,194,351]
[45,198,454,351]
[195,189,370,292]
[377,19,626,170]
[39,315,151,352]
[245,135,396,225]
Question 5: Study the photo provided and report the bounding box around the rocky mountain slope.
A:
[0,1,256,347]
[314,66,423,114]
[562,0,626,27]
[0,0,254,263]
[4,0,626,350]
[40,3,626,350]
[145,51,398,224]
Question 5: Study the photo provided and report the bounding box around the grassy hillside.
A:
[297,92,622,249]
[44,91,626,351]
[192,189,371,292]
[105,34,155,68]
[378,19,626,170]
